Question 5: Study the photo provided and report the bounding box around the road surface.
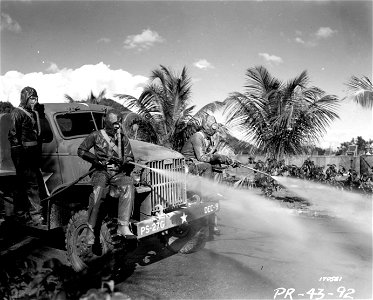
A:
[115,207,372,300]
[1,199,371,299]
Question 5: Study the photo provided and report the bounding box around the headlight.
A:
[185,165,189,174]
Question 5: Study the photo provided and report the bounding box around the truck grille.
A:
[147,158,186,211]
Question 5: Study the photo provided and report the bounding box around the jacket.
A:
[78,129,134,168]
[8,107,39,148]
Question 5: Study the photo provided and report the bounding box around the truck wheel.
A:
[65,210,118,272]
[166,217,208,254]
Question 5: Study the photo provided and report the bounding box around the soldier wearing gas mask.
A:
[181,114,239,237]
[181,114,237,175]
[8,86,44,224]
[78,109,136,245]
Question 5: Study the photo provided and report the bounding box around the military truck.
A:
[0,103,220,271]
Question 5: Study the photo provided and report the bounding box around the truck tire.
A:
[65,210,118,272]
[166,217,208,254]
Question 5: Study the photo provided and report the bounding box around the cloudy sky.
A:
[1,0,372,148]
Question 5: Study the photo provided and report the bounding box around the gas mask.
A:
[202,115,218,137]
[20,86,38,111]
[104,110,122,137]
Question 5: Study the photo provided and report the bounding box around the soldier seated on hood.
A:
[78,109,136,245]
[181,114,240,238]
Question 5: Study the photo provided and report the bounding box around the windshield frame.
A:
[54,111,105,140]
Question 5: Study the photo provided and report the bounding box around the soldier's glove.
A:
[79,149,106,170]
[92,159,106,170]
[231,159,242,168]
[108,156,123,166]
[223,156,242,168]
[211,154,230,165]
[121,156,135,175]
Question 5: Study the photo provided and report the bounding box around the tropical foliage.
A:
[222,66,340,159]
[116,65,197,149]
[65,65,343,158]
[345,75,373,109]
[336,136,373,155]
[0,101,14,113]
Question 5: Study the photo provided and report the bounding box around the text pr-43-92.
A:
[273,287,355,300]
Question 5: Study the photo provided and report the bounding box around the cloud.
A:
[0,13,21,33]
[123,29,164,51]
[258,53,283,65]
[46,62,60,73]
[0,62,148,106]
[193,59,214,70]
[295,37,305,45]
[316,27,337,39]
[295,26,337,47]
[97,37,111,44]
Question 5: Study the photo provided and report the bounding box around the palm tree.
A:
[116,65,194,149]
[345,75,373,109]
[223,66,340,160]
[65,89,106,104]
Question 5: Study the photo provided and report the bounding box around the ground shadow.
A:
[0,220,178,299]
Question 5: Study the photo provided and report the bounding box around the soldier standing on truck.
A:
[78,109,136,244]
[181,114,239,238]
[8,86,44,224]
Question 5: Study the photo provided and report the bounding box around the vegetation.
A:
[115,65,196,149]
[232,157,373,198]
[0,101,14,113]
[61,69,373,159]
[345,75,373,109]
[336,136,373,155]
[222,66,340,160]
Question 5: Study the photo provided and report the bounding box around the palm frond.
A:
[194,101,226,118]
[121,111,159,143]
[345,75,373,109]
[244,66,281,97]
[64,94,76,103]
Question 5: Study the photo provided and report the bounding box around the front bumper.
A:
[136,200,220,239]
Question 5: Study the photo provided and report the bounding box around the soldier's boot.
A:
[117,184,136,239]
[86,186,105,245]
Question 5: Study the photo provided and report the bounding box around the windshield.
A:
[56,112,104,138]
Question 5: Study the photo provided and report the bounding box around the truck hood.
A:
[130,139,184,162]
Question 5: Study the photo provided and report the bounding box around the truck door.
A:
[39,114,59,196]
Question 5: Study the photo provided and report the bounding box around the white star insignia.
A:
[180,212,188,224]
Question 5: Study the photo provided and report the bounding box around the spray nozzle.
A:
[240,164,272,178]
